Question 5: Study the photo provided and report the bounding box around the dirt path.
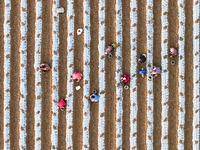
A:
[10,0,20,149]
[184,0,193,149]
[152,1,162,149]
[89,0,99,149]
[73,0,84,149]
[104,0,116,149]
[57,0,68,149]
[0,1,4,149]
[137,0,147,149]
[26,1,35,149]
[168,0,179,149]
[121,0,131,149]
[41,0,52,149]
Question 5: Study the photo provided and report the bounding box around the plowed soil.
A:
[0,0,195,150]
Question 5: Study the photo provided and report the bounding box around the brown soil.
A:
[153,1,162,149]
[89,0,99,149]
[41,0,52,149]
[73,0,84,149]
[10,0,20,149]
[104,0,116,149]
[121,0,131,149]
[57,0,68,149]
[26,0,36,150]
[137,0,147,149]
[184,0,193,149]
[1,1,197,149]
[168,0,179,149]
[0,1,4,149]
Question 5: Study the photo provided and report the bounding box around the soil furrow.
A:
[73,0,84,149]
[104,0,116,149]
[26,0,35,149]
[0,1,4,149]
[57,0,68,149]
[168,0,179,149]
[10,0,20,149]
[121,0,131,149]
[152,1,162,149]
[184,0,193,149]
[89,0,99,149]
[41,0,52,149]
[137,0,147,149]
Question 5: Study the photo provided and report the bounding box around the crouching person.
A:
[58,99,67,111]
[90,90,100,102]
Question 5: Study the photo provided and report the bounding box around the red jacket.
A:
[122,74,130,83]
[58,99,66,108]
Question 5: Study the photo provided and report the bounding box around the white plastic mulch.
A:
[51,0,59,148]
[192,0,200,149]
[177,0,186,149]
[82,0,91,149]
[161,0,169,149]
[98,0,106,149]
[130,0,138,149]
[19,0,28,149]
[34,0,42,149]
[146,0,154,149]
[3,0,11,149]
[115,0,123,149]
[66,0,75,149]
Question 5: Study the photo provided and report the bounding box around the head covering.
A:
[40,63,50,71]
[72,72,82,80]
[90,94,100,102]
[121,74,130,83]
[58,99,66,108]
[170,48,178,56]
[139,68,147,75]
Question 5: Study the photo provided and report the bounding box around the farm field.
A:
[0,0,200,150]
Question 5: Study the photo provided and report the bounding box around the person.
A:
[151,66,161,78]
[139,68,147,78]
[121,74,130,84]
[138,54,146,64]
[58,99,67,111]
[71,72,82,82]
[90,91,100,102]
[105,43,116,58]
[40,63,50,72]
[170,48,178,58]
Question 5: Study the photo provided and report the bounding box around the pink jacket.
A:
[170,48,178,56]
[58,99,66,108]
[72,72,82,80]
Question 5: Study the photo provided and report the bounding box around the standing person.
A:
[139,68,147,78]
[138,54,146,64]
[58,99,67,111]
[40,63,50,72]
[90,90,100,102]
[71,72,82,82]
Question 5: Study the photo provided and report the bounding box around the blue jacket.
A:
[90,94,100,102]
[139,68,147,75]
